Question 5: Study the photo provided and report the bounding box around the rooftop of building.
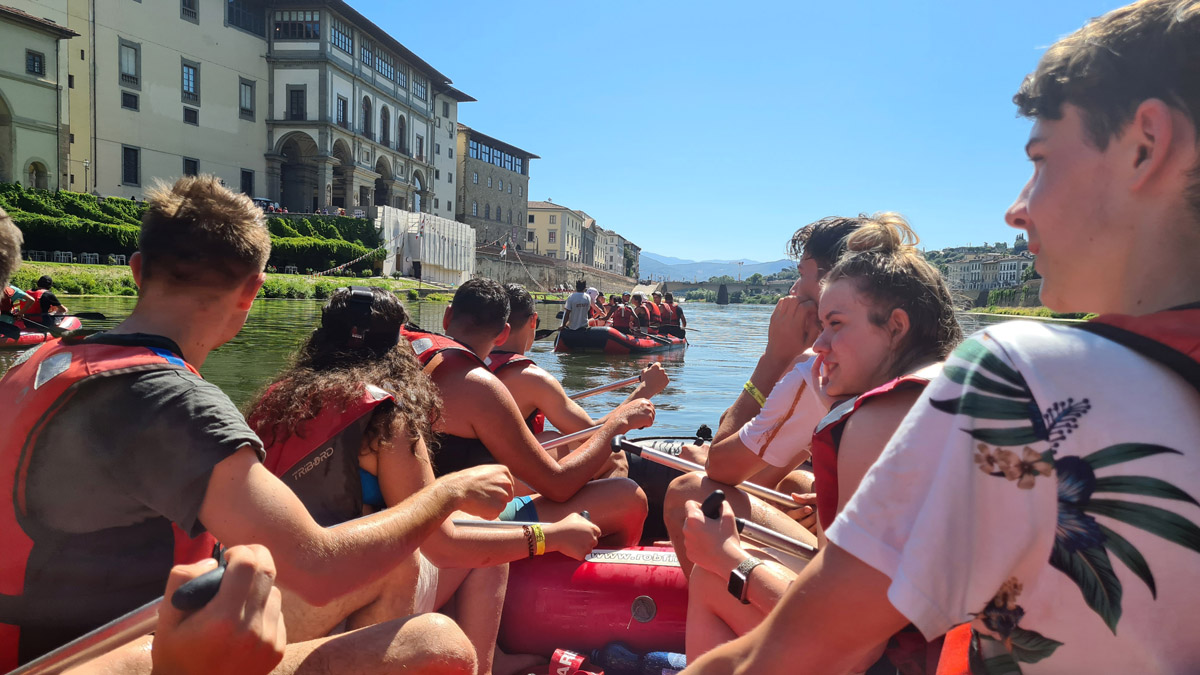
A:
[437,83,476,103]
[0,4,77,37]
[458,123,540,159]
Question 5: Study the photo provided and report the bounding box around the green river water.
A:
[0,298,1013,436]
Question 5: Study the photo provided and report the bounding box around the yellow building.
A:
[0,3,76,189]
[526,200,583,261]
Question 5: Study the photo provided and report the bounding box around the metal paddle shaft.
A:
[10,565,225,675]
[540,424,602,451]
[611,435,796,508]
[701,490,815,561]
[568,375,642,401]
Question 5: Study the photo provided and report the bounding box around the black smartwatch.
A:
[727,557,764,604]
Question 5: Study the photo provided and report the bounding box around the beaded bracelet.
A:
[521,525,537,558]
[743,380,767,407]
[531,523,546,556]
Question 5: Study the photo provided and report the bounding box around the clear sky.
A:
[357,0,1126,261]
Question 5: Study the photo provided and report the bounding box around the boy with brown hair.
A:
[686,1,1200,672]
[0,176,513,673]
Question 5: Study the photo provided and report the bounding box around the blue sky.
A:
[358,0,1126,261]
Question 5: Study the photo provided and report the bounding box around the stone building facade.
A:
[456,123,536,248]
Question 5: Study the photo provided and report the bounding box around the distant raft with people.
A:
[554,326,686,354]
[0,317,81,349]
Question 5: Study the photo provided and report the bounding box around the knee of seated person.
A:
[777,470,814,495]
[664,471,707,509]
[389,613,476,674]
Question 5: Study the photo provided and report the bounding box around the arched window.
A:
[361,97,372,138]
[380,107,390,146]
[397,116,406,153]
[495,206,502,221]
[484,204,490,219]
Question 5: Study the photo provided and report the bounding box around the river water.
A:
[0,298,1014,436]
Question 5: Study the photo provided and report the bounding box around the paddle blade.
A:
[71,312,107,320]
[534,328,559,340]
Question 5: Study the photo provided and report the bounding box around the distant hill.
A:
[640,253,794,281]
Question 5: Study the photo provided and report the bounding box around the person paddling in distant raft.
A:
[0,177,508,674]
[688,1,1200,672]
[663,292,686,329]
[26,275,67,323]
[402,278,654,547]
[248,287,599,675]
[491,282,670,477]
[562,279,592,331]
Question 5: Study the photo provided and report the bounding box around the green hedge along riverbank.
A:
[970,306,1097,321]
[0,183,384,275]
[9,262,437,300]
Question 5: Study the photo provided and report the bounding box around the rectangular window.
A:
[412,76,427,101]
[26,50,45,76]
[360,39,372,67]
[119,40,140,88]
[122,146,140,185]
[330,17,352,54]
[183,106,199,125]
[288,86,305,121]
[415,135,424,159]
[549,215,556,224]
[121,91,139,110]
[487,176,492,188]
[180,0,198,23]
[471,201,478,216]
[548,231,557,243]
[499,179,503,191]
[448,173,452,183]
[336,96,348,127]
[527,230,534,240]
[273,10,319,40]
[181,60,199,104]
[375,49,394,82]
[435,143,440,155]
[442,101,449,117]
[435,169,440,180]
[448,148,454,159]
[528,215,534,224]
[472,172,478,184]
[241,169,254,196]
[227,0,266,37]
[183,157,199,175]
[395,66,407,89]
[239,79,255,120]
[434,198,439,209]
[68,74,74,88]
[518,185,522,197]
[469,140,478,159]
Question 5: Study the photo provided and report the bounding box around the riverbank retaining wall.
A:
[475,246,638,294]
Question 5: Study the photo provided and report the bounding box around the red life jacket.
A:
[645,301,662,324]
[937,305,1200,675]
[659,302,678,326]
[401,326,485,372]
[256,384,393,527]
[485,351,545,434]
[17,290,43,316]
[0,339,217,669]
[633,304,652,329]
[810,363,941,531]
[611,304,634,330]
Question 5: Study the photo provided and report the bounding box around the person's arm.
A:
[372,425,601,566]
[681,499,795,614]
[510,363,670,435]
[684,544,907,674]
[437,356,654,501]
[198,447,515,607]
[713,296,818,443]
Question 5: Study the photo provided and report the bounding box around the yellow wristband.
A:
[532,523,546,556]
[744,380,766,407]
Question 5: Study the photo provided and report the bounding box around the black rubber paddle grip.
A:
[701,490,725,519]
[170,564,225,612]
[611,434,626,454]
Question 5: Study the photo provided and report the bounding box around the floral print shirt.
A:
[827,321,1200,673]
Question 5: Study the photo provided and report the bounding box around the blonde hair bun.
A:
[844,212,919,255]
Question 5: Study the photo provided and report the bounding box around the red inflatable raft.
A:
[498,546,687,655]
[554,327,685,355]
[0,317,82,349]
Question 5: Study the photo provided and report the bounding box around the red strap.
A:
[935,625,971,675]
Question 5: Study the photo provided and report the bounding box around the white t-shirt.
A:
[738,355,825,469]
[564,292,592,330]
[828,321,1200,673]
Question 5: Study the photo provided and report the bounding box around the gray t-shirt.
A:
[16,333,264,660]
[565,292,592,330]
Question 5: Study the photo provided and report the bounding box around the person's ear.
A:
[235,273,265,311]
[1127,98,1184,193]
[528,312,539,330]
[129,252,143,287]
[494,322,511,347]
[442,305,452,331]
[887,308,910,345]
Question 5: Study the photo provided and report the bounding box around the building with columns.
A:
[456,123,537,248]
[0,3,75,190]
